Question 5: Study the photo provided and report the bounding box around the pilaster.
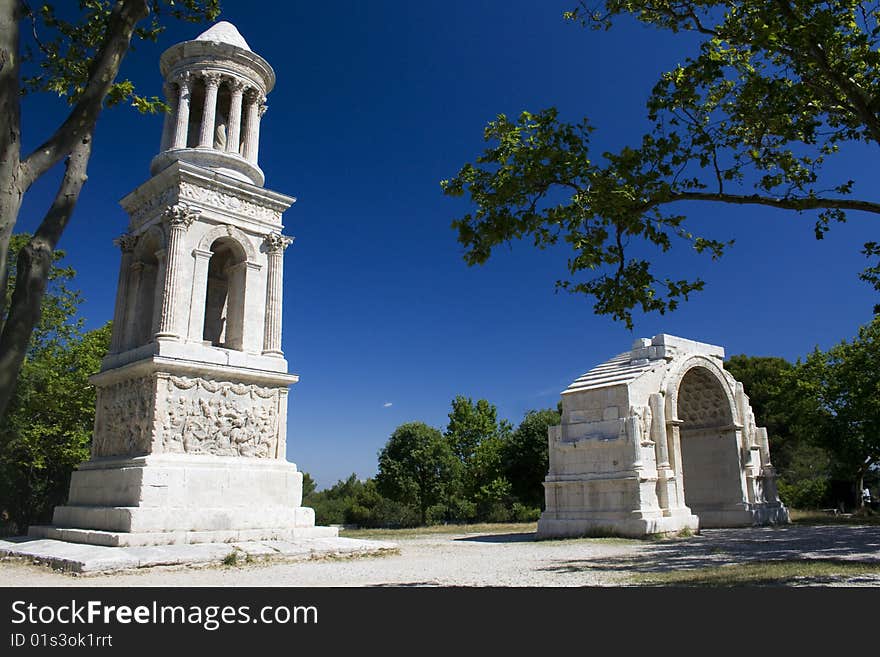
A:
[156,203,199,340]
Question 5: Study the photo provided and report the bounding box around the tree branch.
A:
[656,2,718,36]
[644,191,880,215]
[18,0,148,190]
[774,0,880,145]
[0,134,92,419]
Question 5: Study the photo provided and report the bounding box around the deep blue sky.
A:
[18,2,877,489]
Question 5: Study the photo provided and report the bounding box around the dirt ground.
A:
[2,523,879,587]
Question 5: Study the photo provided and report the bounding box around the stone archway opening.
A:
[126,229,163,349]
[186,77,206,148]
[676,366,744,527]
[203,237,248,350]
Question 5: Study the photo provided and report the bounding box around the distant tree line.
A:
[1,235,877,534]
[726,319,880,512]
[309,318,880,526]
[303,398,560,528]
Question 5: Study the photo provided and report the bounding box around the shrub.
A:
[778,477,831,509]
[512,503,541,522]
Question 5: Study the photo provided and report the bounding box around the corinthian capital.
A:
[244,87,265,105]
[173,71,192,88]
[264,232,294,253]
[162,202,200,230]
[113,233,139,253]
[202,71,223,88]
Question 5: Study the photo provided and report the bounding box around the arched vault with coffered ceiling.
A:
[537,334,789,538]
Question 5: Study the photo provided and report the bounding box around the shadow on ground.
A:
[538,524,880,578]
[367,582,441,587]
[453,532,537,544]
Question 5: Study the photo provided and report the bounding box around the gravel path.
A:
[2,524,879,587]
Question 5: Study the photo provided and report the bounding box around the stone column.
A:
[198,73,221,149]
[226,78,245,155]
[627,412,643,470]
[156,203,200,340]
[735,382,754,453]
[756,427,779,503]
[224,260,249,350]
[668,421,686,508]
[757,427,771,468]
[171,72,192,150]
[150,249,168,339]
[276,389,289,460]
[650,393,677,513]
[243,261,263,353]
[159,82,178,152]
[743,410,756,461]
[651,394,670,468]
[188,248,214,342]
[740,425,758,504]
[734,382,746,422]
[242,89,266,164]
[109,234,138,353]
[123,262,145,350]
[262,232,293,356]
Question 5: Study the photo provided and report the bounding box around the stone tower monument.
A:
[31,22,336,547]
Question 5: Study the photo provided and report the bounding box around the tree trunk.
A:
[0,137,92,418]
[857,468,865,510]
[0,0,149,420]
[0,0,23,327]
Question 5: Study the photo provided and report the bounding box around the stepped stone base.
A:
[28,525,338,548]
[0,536,397,574]
[30,453,336,548]
[538,510,700,538]
[538,502,790,538]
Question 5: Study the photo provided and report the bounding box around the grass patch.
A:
[340,522,538,541]
[343,522,642,546]
[536,536,638,546]
[537,527,647,544]
[789,508,880,526]
[310,547,400,562]
[574,526,629,540]
[631,559,880,587]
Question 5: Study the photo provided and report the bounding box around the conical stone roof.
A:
[195,21,251,51]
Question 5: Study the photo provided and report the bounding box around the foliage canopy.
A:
[0,235,110,532]
[442,1,880,326]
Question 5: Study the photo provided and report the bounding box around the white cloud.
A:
[383,402,393,408]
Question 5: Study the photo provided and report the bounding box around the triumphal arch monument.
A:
[537,334,789,538]
[30,22,336,546]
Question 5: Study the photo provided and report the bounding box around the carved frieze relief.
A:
[160,375,280,458]
[179,181,280,223]
[92,376,156,457]
[126,186,178,228]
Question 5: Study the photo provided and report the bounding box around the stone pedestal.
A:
[31,454,335,547]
